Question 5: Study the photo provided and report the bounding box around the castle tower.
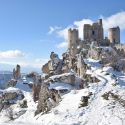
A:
[108,27,120,44]
[84,19,104,44]
[68,28,79,57]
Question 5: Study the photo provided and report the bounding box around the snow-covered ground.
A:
[0,59,125,125]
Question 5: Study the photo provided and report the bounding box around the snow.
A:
[49,72,74,80]
[0,58,125,125]
[49,82,73,90]
[0,87,21,95]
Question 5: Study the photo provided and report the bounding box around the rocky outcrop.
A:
[0,88,24,111]
[48,73,76,86]
[84,74,100,83]
[2,89,24,102]
[42,52,63,76]
[42,63,49,74]
[13,64,21,80]
[77,53,88,78]
[7,79,17,87]
[27,72,43,102]
[32,83,41,102]
[35,84,61,115]
[19,100,28,108]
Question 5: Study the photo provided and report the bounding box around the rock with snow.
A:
[48,73,76,85]
[42,52,63,75]
[0,87,24,103]
[35,84,61,115]
[7,79,17,87]
[42,62,50,74]
[13,64,21,80]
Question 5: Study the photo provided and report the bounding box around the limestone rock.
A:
[13,64,21,80]
[35,84,61,115]
[7,79,17,87]
[84,74,100,83]
[1,88,24,103]
[20,100,28,108]
[3,92,18,101]
[48,73,76,86]
[42,52,63,75]
[78,96,90,108]
[42,63,49,74]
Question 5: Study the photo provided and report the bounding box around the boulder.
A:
[78,96,90,108]
[7,79,17,87]
[1,88,24,103]
[3,92,18,100]
[20,100,28,108]
[84,74,100,83]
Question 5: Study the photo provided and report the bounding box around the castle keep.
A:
[84,19,104,44]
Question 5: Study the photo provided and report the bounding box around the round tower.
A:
[108,26,120,44]
[68,28,79,57]
[68,28,79,49]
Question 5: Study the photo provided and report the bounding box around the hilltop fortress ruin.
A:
[42,19,125,80]
[68,19,124,58]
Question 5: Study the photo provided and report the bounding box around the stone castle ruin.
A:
[68,19,125,59]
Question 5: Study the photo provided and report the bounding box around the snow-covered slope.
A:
[0,59,125,125]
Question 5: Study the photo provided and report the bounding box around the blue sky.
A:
[0,0,125,72]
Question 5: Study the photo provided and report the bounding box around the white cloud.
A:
[102,11,125,31]
[56,41,68,48]
[48,26,61,34]
[56,11,125,48]
[0,50,25,58]
[0,58,48,69]
[0,50,48,70]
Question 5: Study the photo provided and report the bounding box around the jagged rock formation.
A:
[42,52,63,76]
[27,72,43,102]
[35,84,61,115]
[13,64,21,80]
